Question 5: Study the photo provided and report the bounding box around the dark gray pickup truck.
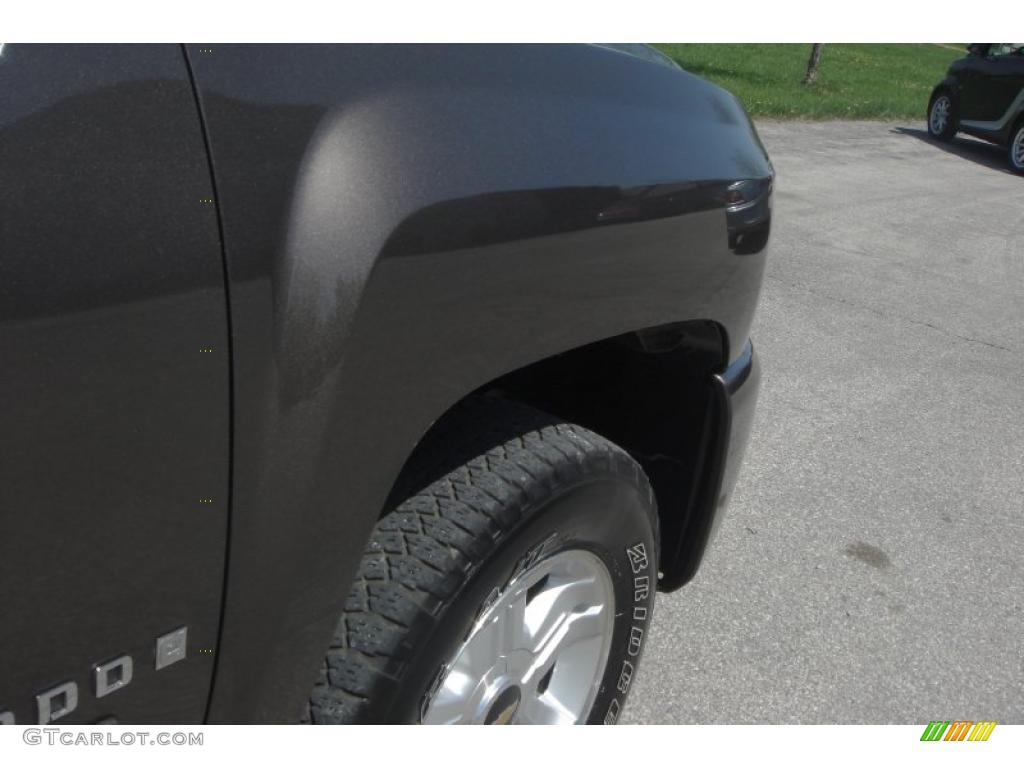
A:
[0,43,771,725]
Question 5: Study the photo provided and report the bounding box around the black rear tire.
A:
[307,395,658,724]
[1008,121,1024,175]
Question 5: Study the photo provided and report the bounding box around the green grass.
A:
[651,44,964,120]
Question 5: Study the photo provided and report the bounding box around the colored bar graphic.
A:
[921,721,949,741]
[944,721,972,741]
[921,720,996,741]
[968,721,997,741]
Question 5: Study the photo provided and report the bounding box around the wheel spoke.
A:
[516,690,579,725]
[460,615,505,679]
[524,575,603,653]
[421,549,615,725]
[523,604,608,686]
[500,590,530,654]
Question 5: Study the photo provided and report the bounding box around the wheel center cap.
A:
[484,685,522,725]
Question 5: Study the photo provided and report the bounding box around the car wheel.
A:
[1009,121,1024,174]
[928,91,957,141]
[307,395,658,724]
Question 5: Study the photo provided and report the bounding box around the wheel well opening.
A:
[384,320,729,589]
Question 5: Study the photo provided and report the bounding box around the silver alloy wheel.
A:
[1012,126,1024,170]
[421,548,615,724]
[930,95,951,136]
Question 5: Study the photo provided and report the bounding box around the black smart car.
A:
[928,43,1024,173]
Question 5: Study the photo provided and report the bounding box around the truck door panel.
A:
[0,44,229,724]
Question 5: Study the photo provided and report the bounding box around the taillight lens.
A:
[724,177,773,212]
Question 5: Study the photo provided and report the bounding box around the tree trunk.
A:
[803,44,825,85]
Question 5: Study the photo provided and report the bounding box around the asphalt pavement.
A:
[623,121,1024,723]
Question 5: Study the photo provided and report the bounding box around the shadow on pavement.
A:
[891,126,1016,175]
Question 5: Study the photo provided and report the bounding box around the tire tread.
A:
[308,395,655,724]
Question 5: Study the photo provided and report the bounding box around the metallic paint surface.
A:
[0,45,229,724]
[189,44,770,722]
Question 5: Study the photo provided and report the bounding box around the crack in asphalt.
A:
[765,274,1019,355]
